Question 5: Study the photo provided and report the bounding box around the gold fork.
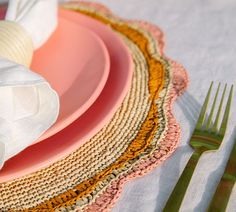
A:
[163,82,234,212]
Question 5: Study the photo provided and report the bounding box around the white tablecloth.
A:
[94,1,236,212]
[1,1,236,211]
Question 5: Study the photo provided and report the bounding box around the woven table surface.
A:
[0,2,188,211]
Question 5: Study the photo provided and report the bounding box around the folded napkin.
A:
[0,0,59,169]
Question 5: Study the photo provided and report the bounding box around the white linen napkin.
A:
[0,0,59,169]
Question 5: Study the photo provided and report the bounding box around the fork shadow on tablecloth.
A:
[154,91,236,212]
[154,91,201,212]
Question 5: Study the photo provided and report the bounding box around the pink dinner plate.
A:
[0,8,133,183]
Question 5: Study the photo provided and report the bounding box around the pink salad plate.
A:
[0,6,110,143]
[0,8,133,183]
[34,16,110,142]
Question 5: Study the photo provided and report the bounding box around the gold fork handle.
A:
[208,174,235,212]
[163,151,202,212]
[207,138,236,212]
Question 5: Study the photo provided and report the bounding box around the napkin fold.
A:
[0,0,59,169]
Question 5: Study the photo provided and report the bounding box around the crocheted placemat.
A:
[0,2,188,211]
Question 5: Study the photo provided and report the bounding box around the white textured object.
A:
[5,0,58,49]
[0,0,59,169]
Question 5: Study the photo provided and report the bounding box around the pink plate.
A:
[0,8,133,182]
[34,17,110,142]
